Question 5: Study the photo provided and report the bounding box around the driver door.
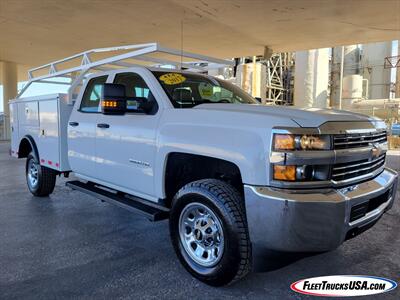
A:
[94,72,160,200]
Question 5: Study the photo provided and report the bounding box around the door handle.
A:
[69,121,79,127]
[97,123,110,129]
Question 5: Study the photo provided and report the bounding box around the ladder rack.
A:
[18,43,234,99]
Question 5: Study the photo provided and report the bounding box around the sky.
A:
[0,81,69,113]
[1,40,399,113]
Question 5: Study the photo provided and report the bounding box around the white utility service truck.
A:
[10,44,398,286]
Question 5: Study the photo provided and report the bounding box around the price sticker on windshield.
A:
[159,73,186,85]
[199,82,213,97]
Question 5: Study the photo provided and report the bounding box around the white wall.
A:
[294,48,330,108]
[361,41,392,99]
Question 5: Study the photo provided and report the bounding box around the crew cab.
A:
[9,44,398,286]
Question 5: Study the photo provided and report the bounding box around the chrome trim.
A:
[333,131,387,149]
[244,168,398,252]
[274,120,386,135]
[270,150,335,165]
[332,155,385,171]
[318,120,386,134]
[331,166,385,186]
[349,196,392,227]
[334,137,386,146]
[334,143,387,164]
[129,158,150,167]
[269,122,388,188]
[332,158,385,179]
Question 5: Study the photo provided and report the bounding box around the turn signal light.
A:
[274,134,295,150]
[102,100,118,108]
[273,165,296,181]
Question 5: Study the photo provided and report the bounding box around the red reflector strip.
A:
[39,159,59,168]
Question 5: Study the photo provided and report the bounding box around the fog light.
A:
[296,165,315,180]
[273,165,296,181]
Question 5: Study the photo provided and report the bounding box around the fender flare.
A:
[19,135,40,160]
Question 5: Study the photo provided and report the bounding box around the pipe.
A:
[252,56,257,97]
[338,46,344,110]
[362,78,369,99]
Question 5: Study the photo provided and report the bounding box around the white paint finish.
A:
[67,110,98,178]
[191,103,373,127]
[16,101,40,142]
[9,102,19,156]
[95,113,159,198]
[10,93,74,171]
[10,66,384,204]
[58,94,73,170]
[92,69,164,197]
[294,48,330,108]
[38,100,60,167]
[154,105,298,197]
[19,101,39,127]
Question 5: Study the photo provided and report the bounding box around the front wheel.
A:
[26,152,57,197]
[169,179,251,286]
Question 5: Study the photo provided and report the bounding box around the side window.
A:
[114,72,156,110]
[79,76,107,113]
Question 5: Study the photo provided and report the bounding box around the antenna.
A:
[180,10,185,70]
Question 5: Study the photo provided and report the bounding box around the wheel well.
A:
[164,153,243,207]
[18,137,37,159]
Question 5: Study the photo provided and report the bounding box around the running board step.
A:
[66,180,169,222]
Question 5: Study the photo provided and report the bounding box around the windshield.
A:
[152,71,258,108]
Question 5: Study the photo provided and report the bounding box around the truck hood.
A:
[194,104,377,127]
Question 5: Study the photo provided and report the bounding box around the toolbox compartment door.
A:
[9,102,19,156]
[38,100,60,170]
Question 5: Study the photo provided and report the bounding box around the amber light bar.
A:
[102,100,118,108]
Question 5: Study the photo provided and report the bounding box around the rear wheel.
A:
[170,179,251,286]
[26,152,57,197]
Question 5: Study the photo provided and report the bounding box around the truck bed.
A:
[9,93,73,172]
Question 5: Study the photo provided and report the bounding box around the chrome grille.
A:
[334,131,387,149]
[331,154,386,182]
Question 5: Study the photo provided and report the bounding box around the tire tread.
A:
[26,153,57,197]
[177,179,251,284]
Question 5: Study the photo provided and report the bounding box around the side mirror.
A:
[100,83,127,115]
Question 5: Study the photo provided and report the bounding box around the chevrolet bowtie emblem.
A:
[371,143,382,158]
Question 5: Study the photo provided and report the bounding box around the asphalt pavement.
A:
[0,142,399,299]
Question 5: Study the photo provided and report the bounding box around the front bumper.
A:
[244,168,398,252]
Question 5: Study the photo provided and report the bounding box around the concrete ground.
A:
[0,141,399,299]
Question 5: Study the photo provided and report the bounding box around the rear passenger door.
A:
[68,75,108,178]
[94,72,160,200]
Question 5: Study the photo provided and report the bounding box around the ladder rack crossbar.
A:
[27,43,234,83]
[19,43,234,100]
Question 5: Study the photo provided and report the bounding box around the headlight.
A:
[273,134,331,151]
